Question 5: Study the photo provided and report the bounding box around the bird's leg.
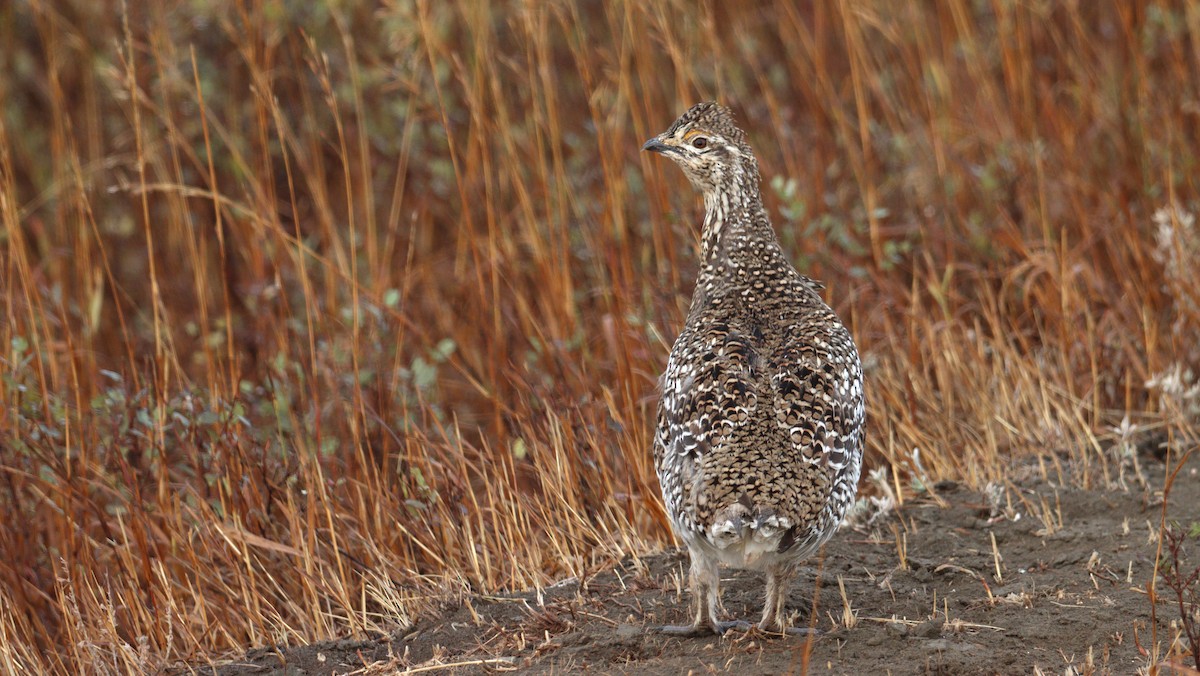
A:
[658,555,707,635]
[758,567,784,631]
[758,566,817,635]
[659,553,749,636]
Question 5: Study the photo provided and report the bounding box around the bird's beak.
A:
[642,136,672,154]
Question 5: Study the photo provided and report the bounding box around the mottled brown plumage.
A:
[644,102,864,635]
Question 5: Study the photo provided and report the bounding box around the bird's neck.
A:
[699,159,780,265]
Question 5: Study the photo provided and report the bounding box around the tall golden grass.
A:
[2,0,1199,671]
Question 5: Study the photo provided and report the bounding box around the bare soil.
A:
[197,450,1199,675]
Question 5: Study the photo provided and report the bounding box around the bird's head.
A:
[642,101,755,195]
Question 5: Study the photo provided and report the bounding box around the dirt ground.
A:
[197,449,1200,675]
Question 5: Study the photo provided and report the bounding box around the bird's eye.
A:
[691,136,708,149]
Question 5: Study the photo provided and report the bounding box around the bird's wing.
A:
[767,325,863,488]
[656,322,759,520]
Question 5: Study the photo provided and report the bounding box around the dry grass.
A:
[2,0,1200,672]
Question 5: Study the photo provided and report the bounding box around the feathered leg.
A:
[659,550,750,635]
[758,565,816,635]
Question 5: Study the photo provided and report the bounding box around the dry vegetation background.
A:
[2,0,1200,672]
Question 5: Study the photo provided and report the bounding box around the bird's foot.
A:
[757,621,821,637]
[658,619,752,636]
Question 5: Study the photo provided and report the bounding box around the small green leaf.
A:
[433,338,456,362]
[412,357,437,391]
[383,289,401,308]
[320,437,339,457]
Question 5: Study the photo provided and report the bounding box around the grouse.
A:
[643,102,865,635]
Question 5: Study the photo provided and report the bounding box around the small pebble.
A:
[913,617,944,638]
